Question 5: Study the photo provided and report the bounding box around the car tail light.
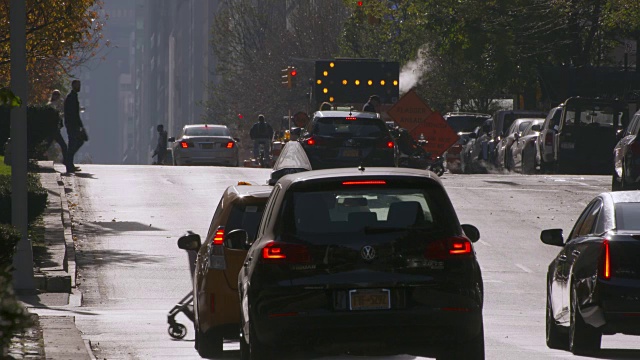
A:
[342,180,387,185]
[260,241,311,264]
[377,138,394,149]
[424,236,473,260]
[600,239,611,279]
[345,117,357,120]
[226,141,234,149]
[180,141,191,148]
[544,133,553,146]
[213,227,224,245]
[306,137,316,146]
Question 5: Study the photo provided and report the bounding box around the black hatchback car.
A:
[542,191,640,355]
[298,110,398,169]
[236,167,484,360]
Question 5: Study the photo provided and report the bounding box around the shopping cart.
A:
[167,231,200,339]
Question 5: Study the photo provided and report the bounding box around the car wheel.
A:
[522,148,535,175]
[437,323,484,360]
[620,165,628,191]
[546,291,566,349]
[196,328,223,358]
[569,284,601,355]
[247,321,270,360]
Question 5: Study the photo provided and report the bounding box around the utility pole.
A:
[11,0,35,292]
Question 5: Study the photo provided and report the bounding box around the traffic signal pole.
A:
[10,0,35,291]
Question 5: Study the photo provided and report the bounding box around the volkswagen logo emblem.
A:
[361,245,376,261]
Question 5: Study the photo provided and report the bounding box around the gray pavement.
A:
[12,161,93,360]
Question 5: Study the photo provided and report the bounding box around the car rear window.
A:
[313,117,387,137]
[276,182,458,242]
[615,203,640,231]
[446,116,488,133]
[184,127,230,136]
[564,108,621,127]
[226,202,266,241]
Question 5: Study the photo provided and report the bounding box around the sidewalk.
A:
[11,161,93,360]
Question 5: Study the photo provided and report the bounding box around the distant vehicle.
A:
[177,184,272,358]
[612,109,640,190]
[554,97,625,174]
[536,105,564,173]
[443,112,491,173]
[495,118,542,170]
[462,119,492,174]
[509,119,544,174]
[169,124,239,166]
[298,110,398,169]
[542,191,640,355]
[238,167,484,359]
[486,109,547,164]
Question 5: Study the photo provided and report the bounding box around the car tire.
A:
[546,291,566,350]
[196,328,223,358]
[569,285,601,355]
[522,147,535,175]
[437,323,484,360]
[246,321,270,360]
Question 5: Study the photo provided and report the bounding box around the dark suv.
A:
[613,109,640,190]
[298,110,398,169]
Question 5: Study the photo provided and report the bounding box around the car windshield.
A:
[446,116,489,133]
[184,126,230,136]
[226,202,266,241]
[276,183,457,243]
[314,117,386,137]
[615,203,640,231]
[564,107,621,127]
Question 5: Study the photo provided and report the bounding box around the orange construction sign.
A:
[386,89,432,132]
[409,112,459,157]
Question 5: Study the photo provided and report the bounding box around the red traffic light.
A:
[290,69,297,77]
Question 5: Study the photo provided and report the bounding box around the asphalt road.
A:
[39,165,640,359]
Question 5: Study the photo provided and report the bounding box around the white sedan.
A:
[169,124,239,166]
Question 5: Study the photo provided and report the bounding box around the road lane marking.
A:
[516,263,533,273]
[478,240,492,247]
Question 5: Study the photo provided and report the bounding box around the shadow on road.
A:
[76,249,165,268]
[79,221,164,235]
[592,349,640,359]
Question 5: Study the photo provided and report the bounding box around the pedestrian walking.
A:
[249,114,274,159]
[362,94,381,113]
[152,124,168,164]
[64,80,88,173]
[45,90,68,165]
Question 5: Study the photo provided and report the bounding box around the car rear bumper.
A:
[582,278,640,335]
[174,150,237,165]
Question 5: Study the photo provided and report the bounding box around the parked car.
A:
[536,105,564,173]
[486,109,547,164]
[299,110,398,170]
[509,119,544,174]
[542,191,640,355]
[612,109,640,190]
[169,124,240,166]
[554,97,626,174]
[443,112,491,173]
[177,184,272,358]
[495,118,541,170]
[238,167,484,359]
[461,119,492,174]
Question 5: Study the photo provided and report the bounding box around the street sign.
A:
[387,89,458,157]
[408,112,459,157]
[386,89,433,132]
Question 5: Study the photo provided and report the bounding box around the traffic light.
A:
[281,66,297,89]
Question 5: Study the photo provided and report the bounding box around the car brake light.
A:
[424,236,473,260]
[600,239,611,279]
[342,180,387,185]
[261,241,311,263]
[545,133,553,146]
[306,137,316,146]
[226,141,234,149]
[180,141,190,148]
[387,141,394,148]
[213,227,224,245]
[346,117,357,120]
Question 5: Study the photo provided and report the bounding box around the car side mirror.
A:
[514,132,520,140]
[224,229,249,250]
[468,132,477,139]
[168,137,175,142]
[616,129,625,140]
[177,231,201,251]
[531,124,541,132]
[461,224,480,243]
[290,127,302,137]
[540,229,564,246]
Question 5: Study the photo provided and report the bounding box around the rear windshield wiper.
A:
[364,226,434,234]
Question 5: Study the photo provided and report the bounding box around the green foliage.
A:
[0,88,22,108]
[0,174,48,225]
[0,105,59,158]
[0,268,33,355]
[0,224,20,268]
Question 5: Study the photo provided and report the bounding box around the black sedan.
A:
[237,167,484,359]
[542,191,640,355]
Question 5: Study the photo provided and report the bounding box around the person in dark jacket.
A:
[362,94,381,112]
[152,124,168,164]
[45,89,68,166]
[64,80,86,173]
[249,114,274,159]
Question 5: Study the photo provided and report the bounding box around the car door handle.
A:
[558,255,567,262]
[244,257,252,267]
[572,250,580,257]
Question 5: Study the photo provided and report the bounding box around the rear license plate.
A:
[561,142,575,149]
[349,289,390,310]
[201,143,214,149]
[341,149,359,158]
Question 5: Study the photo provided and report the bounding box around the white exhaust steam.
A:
[399,46,429,95]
